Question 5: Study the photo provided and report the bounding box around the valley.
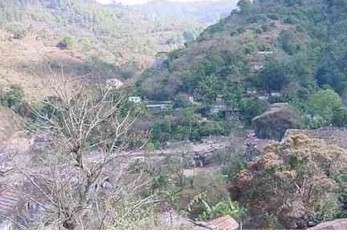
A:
[0,0,347,230]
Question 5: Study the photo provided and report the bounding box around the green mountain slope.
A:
[137,0,347,127]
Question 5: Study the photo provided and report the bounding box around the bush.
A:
[306,89,343,126]
[198,121,226,137]
[57,36,75,49]
[197,198,245,221]
[239,97,268,125]
[0,85,24,110]
[6,23,27,39]
[256,60,291,93]
[332,107,347,127]
[267,14,280,20]
[244,43,257,55]
[229,134,347,229]
[278,30,300,55]
[174,93,192,108]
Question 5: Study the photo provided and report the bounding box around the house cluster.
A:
[128,96,173,113]
[207,95,240,120]
[128,94,240,120]
[246,88,282,101]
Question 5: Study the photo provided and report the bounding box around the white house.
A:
[128,96,142,104]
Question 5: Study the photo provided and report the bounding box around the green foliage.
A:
[306,89,343,126]
[278,30,300,55]
[221,153,247,181]
[239,98,268,124]
[0,85,24,110]
[332,107,347,127]
[57,36,75,49]
[315,55,347,94]
[256,60,291,93]
[198,198,245,221]
[237,0,253,14]
[150,108,232,144]
[138,0,347,139]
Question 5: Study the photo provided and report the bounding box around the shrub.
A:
[256,60,291,93]
[332,107,347,127]
[57,36,75,49]
[267,14,280,20]
[0,85,24,110]
[229,134,347,229]
[244,43,257,55]
[278,30,300,55]
[306,89,343,126]
[239,97,268,125]
[197,198,245,221]
[6,23,27,39]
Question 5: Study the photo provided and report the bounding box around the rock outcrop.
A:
[252,103,303,141]
[308,219,347,230]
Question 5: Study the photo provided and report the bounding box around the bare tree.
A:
[23,75,153,229]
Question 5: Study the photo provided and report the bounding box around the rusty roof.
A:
[206,216,239,230]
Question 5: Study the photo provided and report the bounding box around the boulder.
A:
[308,219,347,230]
[252,103,303,141]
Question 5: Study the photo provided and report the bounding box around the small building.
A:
[257,51,273,56]
[128,96,142,104]
[208,96,240,121]
[144,100,173,113]
[188,95,195,103]
[270,92,282,98]
[246,89,258,96]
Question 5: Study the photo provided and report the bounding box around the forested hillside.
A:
[137,0,347,141]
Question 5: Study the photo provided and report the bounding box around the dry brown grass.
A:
[0,30,85,102]
[0,106,25,145]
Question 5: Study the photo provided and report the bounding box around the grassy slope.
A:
[0,0,236,101]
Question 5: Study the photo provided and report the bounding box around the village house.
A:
[144,100,173,113]
[208,95,240,121]
[128,96,142,104]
